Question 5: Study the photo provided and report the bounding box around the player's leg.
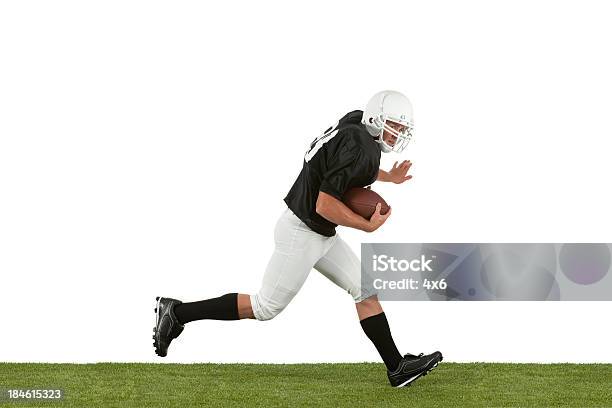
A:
[355,295,403,371]
[153,208,329,356]
[174,235,322,324]
[172,208,324,323]
[175,294,250,320]
[161,292,253,325]
[313,234,443,387]
[313,235,402,371]
[172,293,243,323]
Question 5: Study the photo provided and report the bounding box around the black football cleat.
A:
[387,351,443,388]
[153,296,184,357]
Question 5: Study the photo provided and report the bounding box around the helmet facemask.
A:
[370,115,414,153]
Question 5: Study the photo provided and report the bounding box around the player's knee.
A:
[257,304,285,321]
[346,282,363,302]
[252,295,286,321]
[348,286,361,302]
[353,286,378,304]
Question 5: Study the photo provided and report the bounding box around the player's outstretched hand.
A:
[366,203,392,232]
[388,160,413,184]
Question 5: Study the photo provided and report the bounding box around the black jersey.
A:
[284,110,381,237]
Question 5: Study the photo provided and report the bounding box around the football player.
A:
[154,90,443,387]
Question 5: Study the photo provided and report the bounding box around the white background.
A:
[1,1,611,364]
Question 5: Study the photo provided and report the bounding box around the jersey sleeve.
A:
[319,137,367,200]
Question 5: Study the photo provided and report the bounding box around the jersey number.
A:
[304,121,339,162]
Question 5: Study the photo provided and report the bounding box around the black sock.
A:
[360,312,402,371]
[174,293,239,324]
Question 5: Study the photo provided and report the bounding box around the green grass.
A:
[1,363,611,407]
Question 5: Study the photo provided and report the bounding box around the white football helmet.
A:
[362,90,414,153]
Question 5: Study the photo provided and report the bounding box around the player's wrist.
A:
[361,219,377,233]
[377,169,390,182]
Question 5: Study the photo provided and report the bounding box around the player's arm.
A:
[316,191,390,232]
[377,160,413,183]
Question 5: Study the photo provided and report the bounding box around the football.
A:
[342,187,390,219]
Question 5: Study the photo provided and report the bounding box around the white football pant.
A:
[250,207,375,321]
